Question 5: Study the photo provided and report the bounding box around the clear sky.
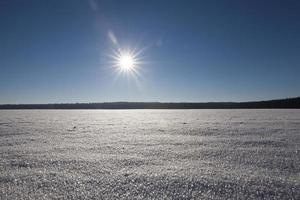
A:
[0,0,300,103]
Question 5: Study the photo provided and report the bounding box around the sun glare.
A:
[109,47,143,77]
[119,54,135,70]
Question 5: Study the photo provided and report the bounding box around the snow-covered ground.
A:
[0,110,299,199]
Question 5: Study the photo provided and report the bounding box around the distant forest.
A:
[0,97,299,109]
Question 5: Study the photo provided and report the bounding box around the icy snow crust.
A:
[0,109,299,199]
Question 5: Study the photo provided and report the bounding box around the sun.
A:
[110,48,142,75]
[119,54,135,70]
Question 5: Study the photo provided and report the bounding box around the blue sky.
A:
[0,0,299,103]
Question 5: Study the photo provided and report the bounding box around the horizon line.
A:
[0,96,299,106]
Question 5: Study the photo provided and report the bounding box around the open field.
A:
[0,110,299,199]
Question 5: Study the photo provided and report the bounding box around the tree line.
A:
[0,97,299,109]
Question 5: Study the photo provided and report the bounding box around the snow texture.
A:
[0,110,299,199]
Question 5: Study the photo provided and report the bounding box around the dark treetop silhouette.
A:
[0,97,299,109]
